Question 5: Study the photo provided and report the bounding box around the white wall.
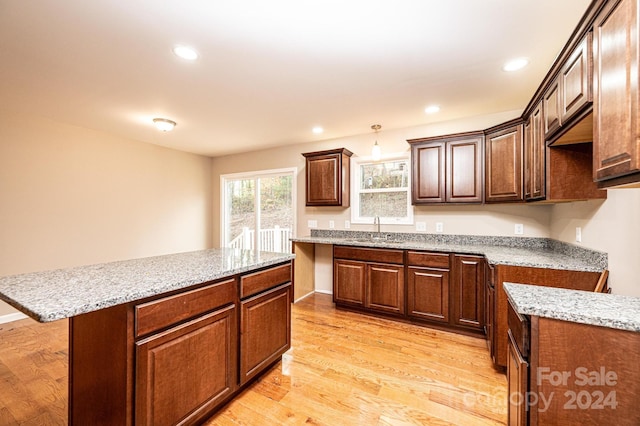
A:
[550,189,640,296]
[0,112,213,317]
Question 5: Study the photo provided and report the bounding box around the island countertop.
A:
[503,282,640,332]
[0,248,295,323]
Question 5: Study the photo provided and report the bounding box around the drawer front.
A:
[334,246,404,264]
[240,262,292,299]
[406,251,450,269]
[507,299,530,358]
[135,278,236,338]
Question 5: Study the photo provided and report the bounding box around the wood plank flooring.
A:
[0,294,507,425]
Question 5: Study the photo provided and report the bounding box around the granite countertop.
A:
[0,248,295,323]
[503,282,640,332]
[291,230,607,273]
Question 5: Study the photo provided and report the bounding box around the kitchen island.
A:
[0,248,295,425]
[503,283,640,425]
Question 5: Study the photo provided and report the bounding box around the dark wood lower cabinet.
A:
[334,259,366,307]
[507,331,528,426]
[135,305,237,426]
[334,247,484,336]
[240,283,291,385]
[68,261,293,426]
[367,263,404,315]
[451,255,485,330]
[407,266,450,323]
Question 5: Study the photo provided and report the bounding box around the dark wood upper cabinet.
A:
[484,120,524,203]
[561,32,593,124]
[409,132,483,204]
[303,148,352,206]
[524,101,546,201]
[593,0,640,187]
[543,77,561,137]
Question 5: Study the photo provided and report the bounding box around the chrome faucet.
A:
[373,215,381,234]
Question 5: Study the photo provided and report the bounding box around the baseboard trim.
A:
[0,312,28,324]
[314,289,333,295]
[294,291,315,303]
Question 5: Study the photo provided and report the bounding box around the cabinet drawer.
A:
[240,262,292,299]
[406,251,450,269]
[507,298,530,358]
[135,278,236,338]
[334,246,404,264]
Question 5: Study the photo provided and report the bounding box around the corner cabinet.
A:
[593,0,640,187]
[408,132,484,204]
[484,120,524,203]
[302,148,352,206]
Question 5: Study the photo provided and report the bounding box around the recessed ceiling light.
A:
[312,126,324,134]
[503,58,529,72]
[153,118,177,132]
[173,45,199,61]
[425,105,440,114]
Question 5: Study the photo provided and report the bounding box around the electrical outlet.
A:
[435,222,444,233]
[308,220,318,228]
[329,220,335,229]
[416,221,426,232]
[514,223,524,235]
[576,227,582,243]
[344,220,350,229]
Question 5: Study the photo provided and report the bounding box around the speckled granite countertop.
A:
[0,248,294,323]
[504,283,640,332]
[291,230,607,272]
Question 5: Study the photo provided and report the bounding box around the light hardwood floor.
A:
[0,294,507,425]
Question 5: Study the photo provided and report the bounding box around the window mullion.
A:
[255,177,261,251]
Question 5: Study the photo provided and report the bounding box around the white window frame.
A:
[351,153,413,225]
[220,167,297,250]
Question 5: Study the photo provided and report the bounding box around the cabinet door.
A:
[366,263,405,315]
[485,280,496,362]
[135,305,237,426]
[593,0,640,182]
[306,152,341,205]
[543,77,561,137]
[524,101,546,200]
[451,255,485,330]
[240,283,291,385]
[561,33,593,123]
[334,259,366,307]
[407,266,449,323]
[412,141,446,203]
[507,331,529,426]
[485,124,523,202]
[446,137,483,203]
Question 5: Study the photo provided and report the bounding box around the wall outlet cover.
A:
[308,220,318,228]
[344,220,350,229]
[416,221,426,231]
[514,224,524,235]
[575,226,582,243]
[435,222,443,233]
[329,220,335,229]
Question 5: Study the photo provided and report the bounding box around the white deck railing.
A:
[228,226,292,253]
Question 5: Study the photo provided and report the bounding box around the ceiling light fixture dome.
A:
[153,118,177,132]
[503,57,529,72]
[173,45,199,61]
[312,126,324,134]
[425,105,440,114]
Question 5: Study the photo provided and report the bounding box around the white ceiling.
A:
[0,0,591,157]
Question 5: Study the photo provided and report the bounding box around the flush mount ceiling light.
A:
[424,105,440,114]
[312,126,324,134]
[371,124,382,161]
[503,57,529,72]
[173,45,199,61]
[153,118,177,132]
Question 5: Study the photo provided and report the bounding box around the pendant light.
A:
[371,124,382,161]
